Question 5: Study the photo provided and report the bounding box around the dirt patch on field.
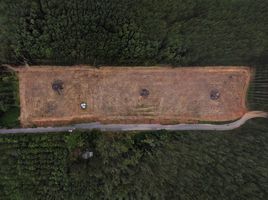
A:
[18,66,252,127]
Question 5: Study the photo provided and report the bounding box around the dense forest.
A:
[1,0,268,66]
[0,0,268,199]
[0,124,268,200]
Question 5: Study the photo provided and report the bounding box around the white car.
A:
[68,128,75,133]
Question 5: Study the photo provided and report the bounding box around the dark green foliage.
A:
[0,107,20,128]
[0,67,19,128]
[0,125,268,200]
[0,134,69,199]
[1,0,268,66]
[0,0,268,199]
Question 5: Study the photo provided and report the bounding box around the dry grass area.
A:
[18,66,251,127]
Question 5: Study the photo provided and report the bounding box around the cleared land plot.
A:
[18,66,251,127]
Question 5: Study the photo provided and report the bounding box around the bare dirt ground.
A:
[18,66,252,127]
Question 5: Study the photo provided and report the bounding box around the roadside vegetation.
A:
[0,123,268,200]
[0,67,19,128]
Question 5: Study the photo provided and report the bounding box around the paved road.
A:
[0,111,267,134]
